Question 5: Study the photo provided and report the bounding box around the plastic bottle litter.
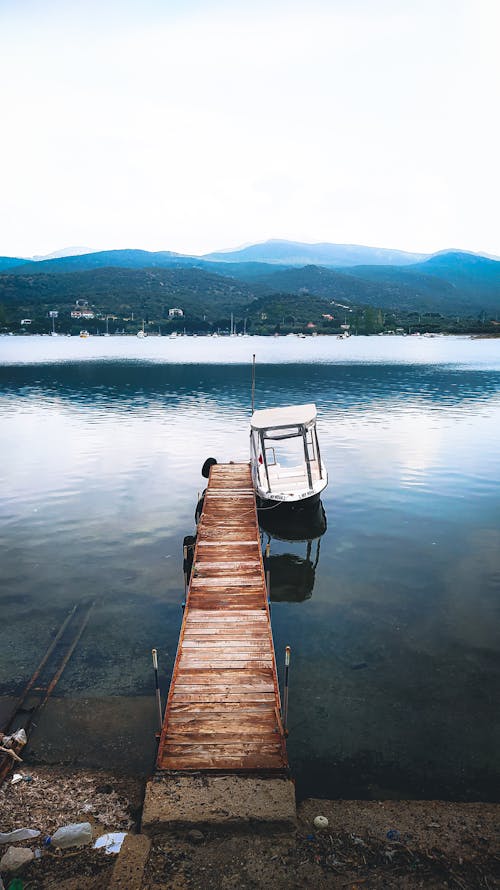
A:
[0,829,40,845]
[47,823,92,850]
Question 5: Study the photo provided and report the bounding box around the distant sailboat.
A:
[137,320,147,338]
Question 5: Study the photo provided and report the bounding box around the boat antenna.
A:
[251,353,256,414]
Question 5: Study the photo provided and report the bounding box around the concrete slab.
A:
[142,774,297,833]
[108,833,151,890]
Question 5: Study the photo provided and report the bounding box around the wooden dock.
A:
[157,463,288,772]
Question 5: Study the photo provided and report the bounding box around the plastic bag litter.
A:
[49,822,92,849]
[3,730,27,746]
[93,832,127,854]
[10,775,23,786]
[0,828,40,844]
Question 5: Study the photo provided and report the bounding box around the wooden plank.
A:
[175,669,274,683]
[196,539,257,547]
[183,638,268,645]
[166,717,279,729]
[161,755,285,770]
[185,611,267,618]
[169,701,276,713]
[163,742,283,755]
[190,577,264,587]
[170,692,277,703]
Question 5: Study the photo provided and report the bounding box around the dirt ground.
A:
[1,768,498,889]
[143,799,500,890]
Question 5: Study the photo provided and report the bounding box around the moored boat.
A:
[250,403,327,509]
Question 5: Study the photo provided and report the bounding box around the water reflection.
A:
[259,501,327,602]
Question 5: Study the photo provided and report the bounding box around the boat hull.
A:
[258,498,327,541]
[256,490,322,511]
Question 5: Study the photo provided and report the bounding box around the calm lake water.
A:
[1,335,499,800]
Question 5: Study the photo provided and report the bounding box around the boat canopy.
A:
[250,403,317,431]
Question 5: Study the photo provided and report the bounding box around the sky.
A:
[0,0,499,258]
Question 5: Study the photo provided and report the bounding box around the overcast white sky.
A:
[0,0,498,257]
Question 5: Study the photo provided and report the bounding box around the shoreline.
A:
[1,766,498,888]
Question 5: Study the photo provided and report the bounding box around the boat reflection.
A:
[259,500,327,602]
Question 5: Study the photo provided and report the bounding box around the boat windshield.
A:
[263,426,302,441]
[262,428,307,467]
[251,421,323,495]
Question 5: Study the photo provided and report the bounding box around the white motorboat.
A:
[250,403,327,509]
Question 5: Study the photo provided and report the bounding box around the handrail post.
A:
[302,427,313,490]
[265,543,271,599]
[251,353,256,414]
[260,431,272,494]
[283,645,291,735]
[152,648,163,733]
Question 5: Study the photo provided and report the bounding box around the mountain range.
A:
[203,239,430,266]
[0,240,498,318]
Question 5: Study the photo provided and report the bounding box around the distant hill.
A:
[239,253,500,314]
[347,251,500,313]
[29,246,94,261]
[0,266,256,320]
[409,251,500,295]
[1,246,498,322]
[204,239,429,267]
[0,256,26,272]
[10,249,189,275]
[6,249,294,281]
[239,263,463,313]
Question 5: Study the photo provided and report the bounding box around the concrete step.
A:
[142,774,297,833]
[108,833,152,890]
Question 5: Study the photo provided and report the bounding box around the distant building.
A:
[340,323,350,330]
[21,318,32,325]
[322,314,334,321]
[168,308,184,318]
[71,309,95,319]
[307,322,316,329]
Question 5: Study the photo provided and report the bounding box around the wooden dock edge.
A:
[142,774,297,833]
